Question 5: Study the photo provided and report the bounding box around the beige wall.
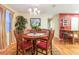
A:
[14,13,53,29]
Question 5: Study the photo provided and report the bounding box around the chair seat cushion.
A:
[42,36,48,40]
[36,41,49,49]
[18,41,33,49]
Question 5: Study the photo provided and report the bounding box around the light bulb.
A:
[34,8,38,11]
[38,10,40,14]
[28,8,32,12]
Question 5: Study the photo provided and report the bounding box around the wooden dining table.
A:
[22,32,48,54]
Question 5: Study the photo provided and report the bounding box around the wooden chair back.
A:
[47,29,54,47]
[14,30,23,42]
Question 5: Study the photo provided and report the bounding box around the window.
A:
[5,10,12,47]
[71,17,78,31]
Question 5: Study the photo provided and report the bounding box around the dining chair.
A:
[14,31,33,55]
[37,29,49,41]
[63,32,68,43]
[67,32,73,44]
[36,29,55,55]
[73,32,79,44]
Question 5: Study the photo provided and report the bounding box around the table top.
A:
[27,33,46,36]
[23,32,48,39]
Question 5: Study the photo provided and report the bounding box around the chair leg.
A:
[16,46,18,55]
[31,47,34,55]
[36,45,38,55]
[22,50,25,55]
[36,48,38,55]
[50,43,52,55]
[36,51,38,55]
[46,49,48,55]
[16,50,18,55]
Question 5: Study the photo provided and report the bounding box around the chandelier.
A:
[28,8,40,16]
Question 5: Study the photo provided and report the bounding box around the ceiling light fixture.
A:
[28,8,40,16]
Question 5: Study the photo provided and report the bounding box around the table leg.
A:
[32,40,36,54]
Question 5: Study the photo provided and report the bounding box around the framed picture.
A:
[30,18,41,28]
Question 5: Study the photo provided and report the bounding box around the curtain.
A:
[0,11,2,49]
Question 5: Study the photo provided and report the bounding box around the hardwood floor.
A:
[0,38,79,55]
[53,38,79,55]
[0,43,16,55]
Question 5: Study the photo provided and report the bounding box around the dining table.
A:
[22,32,48,54]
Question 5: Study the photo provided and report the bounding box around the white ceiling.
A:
[8,4,79,15]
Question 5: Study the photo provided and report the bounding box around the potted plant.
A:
[15,16,27,34]
[31,22,40,34]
